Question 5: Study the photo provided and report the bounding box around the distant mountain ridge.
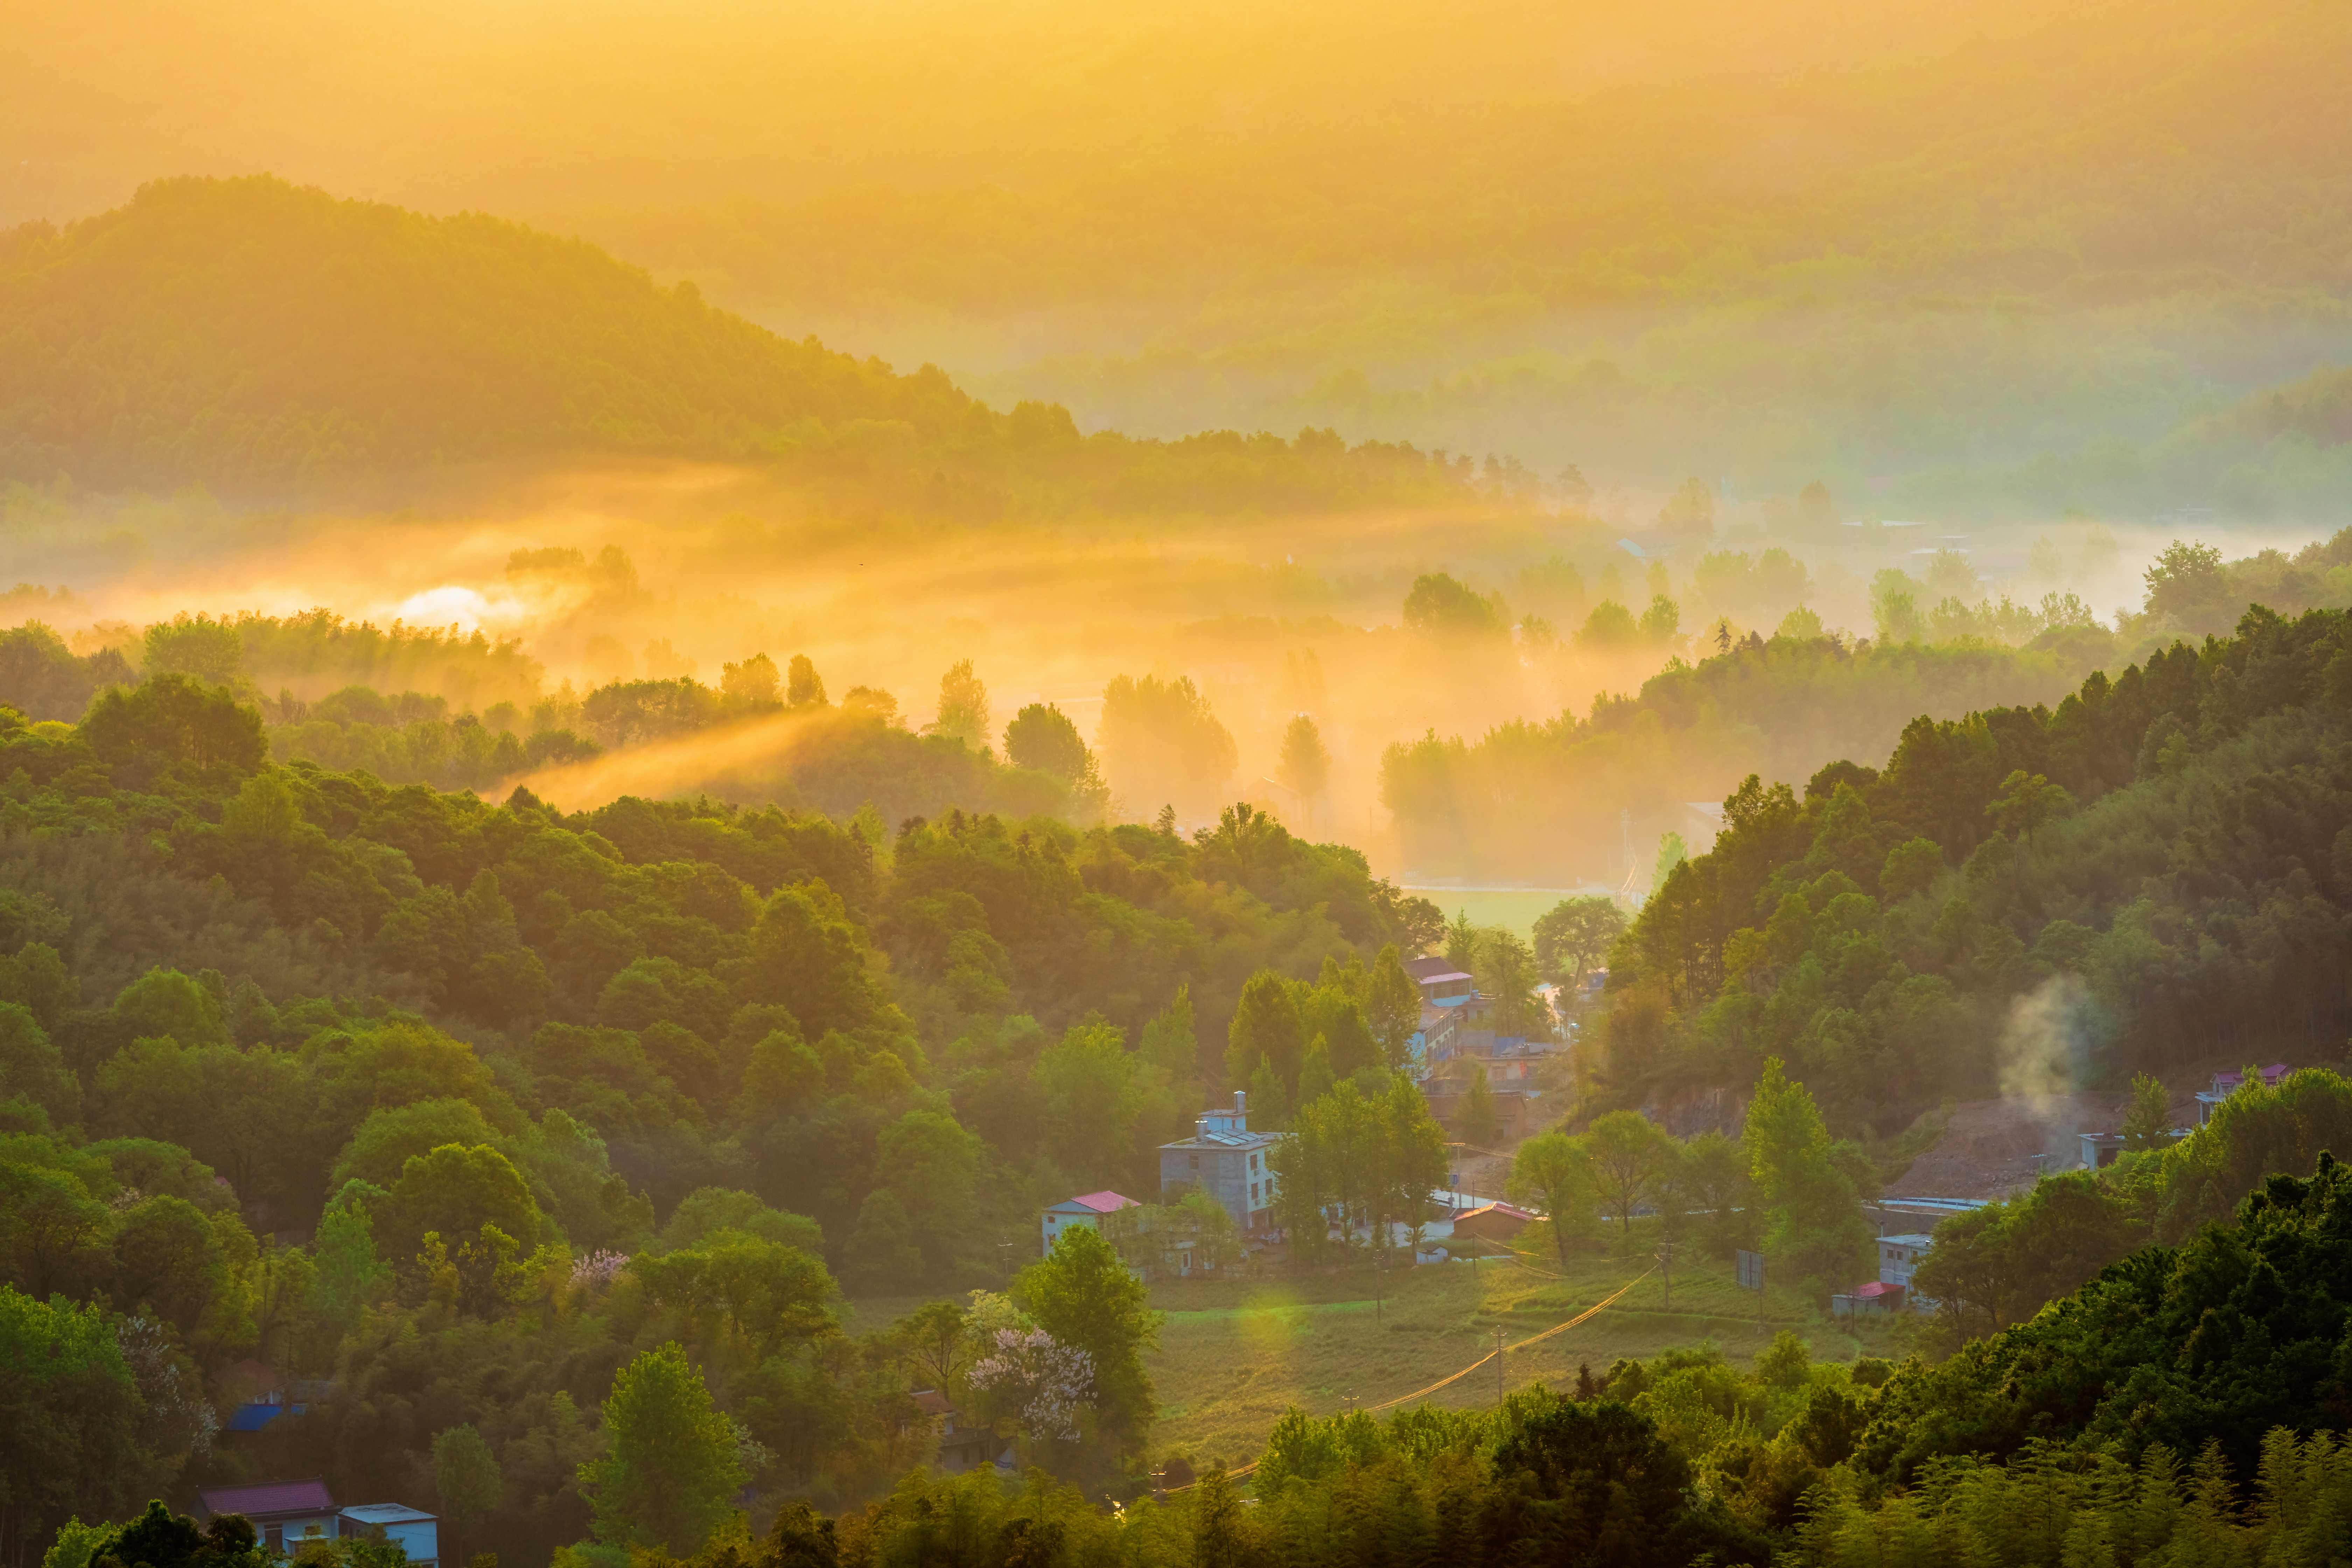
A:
[0,175,983,490]
[0,175,1540,518]
[9,174,2343,521]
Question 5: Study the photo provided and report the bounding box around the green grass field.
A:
[1141,1252,1904,1466]
[850,1245,1912,1471]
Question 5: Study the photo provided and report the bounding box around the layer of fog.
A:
[2,462,2338,880]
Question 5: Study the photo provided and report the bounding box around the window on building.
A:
[1250,1152,1260,1171]
[1188,1154,1200,1170]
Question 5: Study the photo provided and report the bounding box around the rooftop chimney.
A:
[1234,1090,1247,1116]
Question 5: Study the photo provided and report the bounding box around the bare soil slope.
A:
[1890,1089,2197,1199]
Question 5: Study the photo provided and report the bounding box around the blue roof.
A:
[226,1403,285,1433]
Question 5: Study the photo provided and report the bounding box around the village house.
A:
[196,1480,342,1553]
[912,1388,1006,1475]
[1159,1091,1279,1231]
[1405,955,1481,1063]
[1834,1232,1936,1316]
[221,1360,330,1433]
[2197,1064,2290,1124]
[195,1482,439,1564]
[337,1506,439,1568]
[1038,1190,1141,1254]
[1876,1233,1933,1289]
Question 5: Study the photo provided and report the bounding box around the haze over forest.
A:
[11,0,2352,513]
[7,2,2352,1564]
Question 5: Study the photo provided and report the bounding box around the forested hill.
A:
[0,176,972,488]
[0,176,1520,510]
[1602,602,2352,1139]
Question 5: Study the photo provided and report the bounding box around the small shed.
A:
[1831,1281,1905,1317]
[338,1505,439,1567]
[2079,1131,2128,1169]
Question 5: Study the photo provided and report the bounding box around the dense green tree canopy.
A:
[1593,604,2352,1138]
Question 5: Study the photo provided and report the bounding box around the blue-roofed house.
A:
[221,1361,329,1434]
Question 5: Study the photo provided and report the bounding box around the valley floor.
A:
[854,1248,1906,1470]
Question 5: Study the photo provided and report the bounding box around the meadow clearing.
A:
[853,1244,1909,1471]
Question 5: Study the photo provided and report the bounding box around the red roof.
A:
[1854,1281,1905,1298]
[1463,1201,1539,1221]
[196,1479,336,1519]
[1062,1191,1140,1213]
[911,1389,954,1418]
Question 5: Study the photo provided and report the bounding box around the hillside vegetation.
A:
[531,1131,2352,1568]
[0,658,1459,1556]
[1600,601,2352,1136]
[0,177,957,486]
[0,176,1538,512]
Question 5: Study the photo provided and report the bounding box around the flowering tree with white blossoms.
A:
[965,1327,1095,1442]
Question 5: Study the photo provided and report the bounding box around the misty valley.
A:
[9,6,2352,1566]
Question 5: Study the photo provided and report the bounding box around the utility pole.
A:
[1657,1239,1674,1313]
[1493,1325,1506,1405]
[1468,1167,1479,1279]
[1738,1249,1765,1327]
[998,1236,1013,1282]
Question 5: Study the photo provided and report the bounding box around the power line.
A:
[1161,1265,1656,1492]
[1358,1266,1656,1414]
